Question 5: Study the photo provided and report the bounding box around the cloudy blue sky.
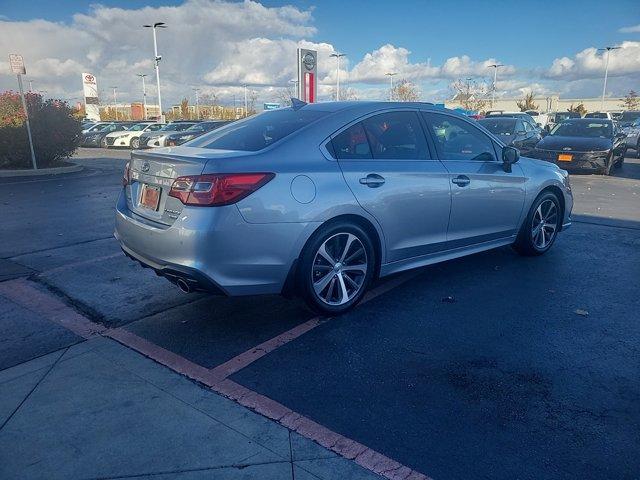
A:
[0,0,639,107]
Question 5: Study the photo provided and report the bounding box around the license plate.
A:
[557,154,573,162]
[140,184,161,211]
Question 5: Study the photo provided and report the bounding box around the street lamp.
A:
[488,64,504,107]
[243,84,248,117]
[598,46,620,111]
[110,86,118,120]
[289,79,299,98]
[143,22,167,122]
[137,74,148,120]
[330,52,346,101]
[385,72,397,101]
[193,87,200,119]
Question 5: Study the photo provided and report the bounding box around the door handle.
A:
[359,174,385,188]
[451,175,470,187]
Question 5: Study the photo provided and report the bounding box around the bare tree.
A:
[516,92,538,112]
[247,90,259,115]
[568,103,587,117]
[328,86,359,101]
[621,90,640,110]
[390,79,420,102]
[180,98,189,119]
[275,84,297,107]
[449,78,489,112]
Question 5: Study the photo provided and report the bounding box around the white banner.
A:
[82,72,100,121]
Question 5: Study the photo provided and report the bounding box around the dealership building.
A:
[445,95,627,113]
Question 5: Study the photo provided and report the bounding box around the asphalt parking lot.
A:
[1,148,639,479]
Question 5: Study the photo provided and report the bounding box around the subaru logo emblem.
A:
[142,162,150,173]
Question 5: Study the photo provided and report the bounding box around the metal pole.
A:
[492,67,497,106]
[336,55,340,101]
[28,79,33,91]
[138,74,147,120]
[601,50,610,111]
[243,85,248,117]
[386,73,396,101]
[17,75,37,170]
[194,88,200,119]
[111,86,118,120]
[152,27,163,122]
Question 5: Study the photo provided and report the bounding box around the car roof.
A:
[560,118,612,123]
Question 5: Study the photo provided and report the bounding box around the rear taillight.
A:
[122,161,130,186]
[168,173,275,206]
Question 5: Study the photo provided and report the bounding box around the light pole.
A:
[385,72,397,101]
[28,79,33,91]
[488,64,504,107]
[110,86,118,120]
[330,52,346,101]
[243,84,248,117]
[143,22,167,122]
[289,79,299,99]
[598,46,620,111]
[137,74,147,120]
[193,87,200,119]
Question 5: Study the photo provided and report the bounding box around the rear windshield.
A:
[620,111,640,122]
[585,112,608,118]
[478,118,516,135]
[191,109,329,151]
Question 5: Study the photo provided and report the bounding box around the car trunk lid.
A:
[127,148,211,225]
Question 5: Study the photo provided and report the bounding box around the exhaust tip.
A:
[176,278,192,294]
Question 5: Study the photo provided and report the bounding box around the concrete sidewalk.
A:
[0,336,381,480]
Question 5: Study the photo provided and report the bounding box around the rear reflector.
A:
[169,173,275,206]
[122,161,130,186]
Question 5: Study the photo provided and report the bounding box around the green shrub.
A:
[0,91,81,170]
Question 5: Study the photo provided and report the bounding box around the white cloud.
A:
[1,1,638,107]
[546,41,640,80]
[619,24,640,33]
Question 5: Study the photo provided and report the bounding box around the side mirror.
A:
[502,146,519,172]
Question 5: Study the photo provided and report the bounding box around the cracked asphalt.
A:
[1,148,639,479]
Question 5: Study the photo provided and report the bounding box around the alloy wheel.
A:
[131,138,139,149]
[312,232,368,306]
[531,199,558,250]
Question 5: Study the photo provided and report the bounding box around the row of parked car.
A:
[80,120,231,149]
[471,110,640,174]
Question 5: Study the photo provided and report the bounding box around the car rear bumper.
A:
[114,190,311,296]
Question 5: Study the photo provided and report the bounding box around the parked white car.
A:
[104,122,163,149]
[525,110,550,128]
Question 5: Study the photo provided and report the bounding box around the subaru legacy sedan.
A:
[115,102,572,314]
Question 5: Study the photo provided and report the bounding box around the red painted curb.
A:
[0,278,105,339]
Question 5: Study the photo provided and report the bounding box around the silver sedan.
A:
[115,102,573,314]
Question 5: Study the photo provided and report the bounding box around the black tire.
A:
[100,137,108,148]
[636,141,640,159]
[131,137,140,149]
[513,191,562,257]
[614,151,625,168]
[299,221,376,315]
[603,153,613,176]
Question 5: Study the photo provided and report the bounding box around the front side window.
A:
[191,109,329,152]
[423,112,496,161]
[331,123,371,160]
[362,111,430,160]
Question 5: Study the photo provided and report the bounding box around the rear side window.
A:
[331,123,372,159]
[192,109,328,152]
[362,111,430,160]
